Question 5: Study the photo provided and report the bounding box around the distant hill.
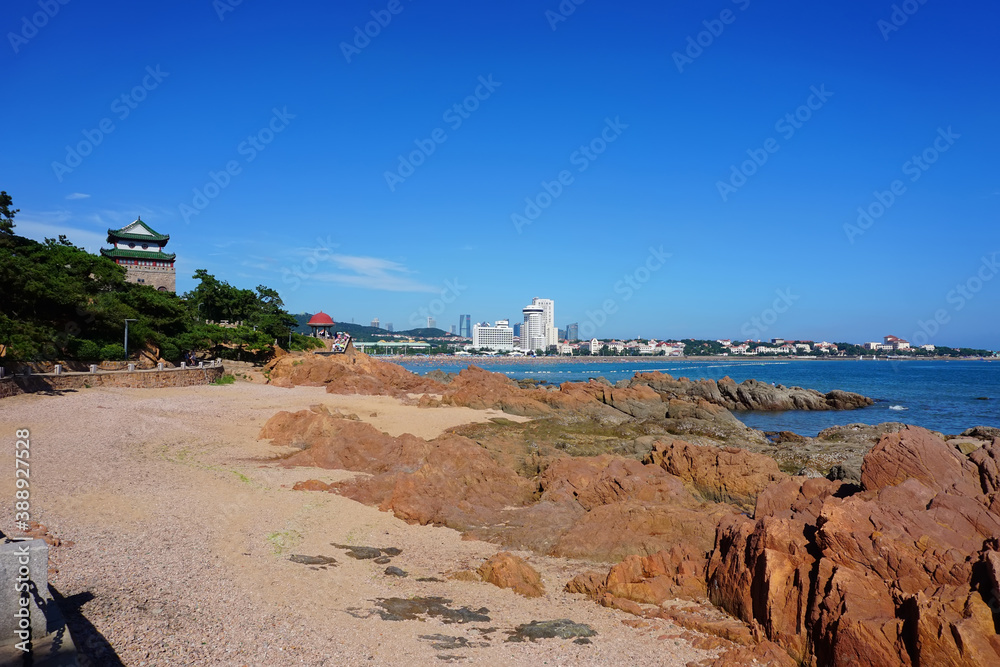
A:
[292,315,459,342]
[402,327,455,338]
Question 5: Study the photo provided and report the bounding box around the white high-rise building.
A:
[530,297,557,348]
[472,319,514,351]
[521,298,556,352]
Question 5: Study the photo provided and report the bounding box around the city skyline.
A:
[3,1,998,348]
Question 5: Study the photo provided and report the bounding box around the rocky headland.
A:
[259,351,1000,666]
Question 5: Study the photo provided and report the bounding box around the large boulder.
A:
[477,552,545,598]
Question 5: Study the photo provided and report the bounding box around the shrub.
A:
[160,342,180,362]
[76,339,101,360]
[99,343,126,361]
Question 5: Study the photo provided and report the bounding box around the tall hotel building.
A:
[521,297,556,351]
[472,319,514,351]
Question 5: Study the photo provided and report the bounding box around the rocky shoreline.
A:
[257,349,1000,665]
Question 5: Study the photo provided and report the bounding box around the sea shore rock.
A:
[477,552,545,598]
[627,373,874,412]
[706,426,1000,666]
[644,439,787,510]
[265,350,444,397]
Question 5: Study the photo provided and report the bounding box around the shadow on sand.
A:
[50,588,124,667]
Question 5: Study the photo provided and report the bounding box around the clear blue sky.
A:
[4,0,998,348]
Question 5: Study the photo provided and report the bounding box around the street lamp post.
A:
[124,319,137,360]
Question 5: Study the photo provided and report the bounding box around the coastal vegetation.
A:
[0,191,321,364]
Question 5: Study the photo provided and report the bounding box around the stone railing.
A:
[0,360,225,400]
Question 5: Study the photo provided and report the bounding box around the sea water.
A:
[395,358,1000,436]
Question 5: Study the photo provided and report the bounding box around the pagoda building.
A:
[100,217,176,292]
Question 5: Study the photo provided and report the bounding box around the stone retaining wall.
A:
[0,365,225,399]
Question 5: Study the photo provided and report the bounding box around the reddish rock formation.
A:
[268,355,872,431]
[263,407,739,563]
[706,426,1000,666]
[645,439,788,510]
[292,479,331,491]
[701,641,798,667]
[471,454,737,562]
[440,367,630,421]
[260,406,536,530]
[630,372,873,411]
[566,546,708,604]
[477,552,545,598]
[439,365,552,416]
[265,350,444,397]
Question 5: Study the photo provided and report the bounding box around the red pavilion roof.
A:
[307,312,335,326]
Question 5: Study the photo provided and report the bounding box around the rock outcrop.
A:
[644,439,787,510]
[706,427,1000,666]
[467,452,737,562]
[627,373,874,412]
[266,408,741,562]
[477,552,545,598]
[265,350,444,397]
[566,545,708,604]
[262,405,536,529]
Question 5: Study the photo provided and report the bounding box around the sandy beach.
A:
[0,382,720,666]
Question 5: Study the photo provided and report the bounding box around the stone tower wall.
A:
[126,265,176,292]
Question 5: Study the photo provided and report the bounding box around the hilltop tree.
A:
[0,190,17,235]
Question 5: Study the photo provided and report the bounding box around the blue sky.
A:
[4,0,999,347]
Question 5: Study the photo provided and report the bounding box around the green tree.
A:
[0,191,17,235]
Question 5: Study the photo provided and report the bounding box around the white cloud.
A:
[310,254,436,292]
[65,192,91,200]
[14,210,107,252]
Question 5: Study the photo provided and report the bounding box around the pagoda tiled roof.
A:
[101,248,176,261]
[308,312,335,326]
[107,218,170,242]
